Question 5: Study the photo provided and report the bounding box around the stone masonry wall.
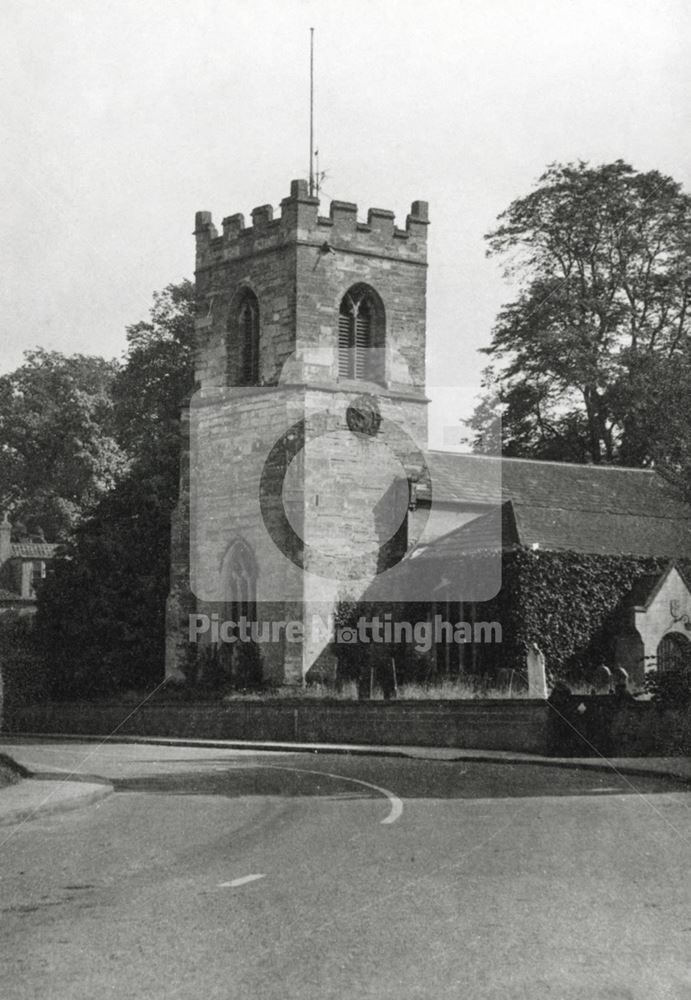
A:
[193,179,429,393]
[166,179,431,684]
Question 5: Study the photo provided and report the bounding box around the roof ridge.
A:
[426,450,660,474]
[511,501,691,521]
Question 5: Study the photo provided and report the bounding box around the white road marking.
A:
[218,874,266,888]
[13,749,402,825]
[256,764,404,825]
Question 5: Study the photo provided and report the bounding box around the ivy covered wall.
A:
[360,549,690,687]
[465,549,689,682]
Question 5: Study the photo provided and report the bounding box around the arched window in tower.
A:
[338,285,384,382]
[237,291,260,384]
[220,538,257,629]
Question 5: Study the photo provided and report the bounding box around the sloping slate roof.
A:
[415,499,691,560]
[627,573,665,607]
[10,542,58,559]
[512,503,691,558]
[423,451,689,519]
[415,504,517,559]
[421,452,502,506]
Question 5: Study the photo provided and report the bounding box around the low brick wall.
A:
[6,697,687,757]
[534,696,690,757]
[5,699,552,754]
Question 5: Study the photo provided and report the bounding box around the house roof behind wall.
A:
[10,542,58,559]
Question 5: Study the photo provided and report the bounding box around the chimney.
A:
[0,512,11,566]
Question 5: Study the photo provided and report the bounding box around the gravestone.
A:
[526,643,548,698]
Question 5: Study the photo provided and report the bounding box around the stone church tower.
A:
[166,179,430,685]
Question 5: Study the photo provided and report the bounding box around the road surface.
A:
[1,739,690,999]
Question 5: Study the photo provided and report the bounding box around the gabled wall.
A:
[635,565,691,672]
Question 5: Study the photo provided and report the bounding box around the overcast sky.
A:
[2,0,690,445]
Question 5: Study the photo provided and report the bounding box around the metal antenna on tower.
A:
[309,28,315,197]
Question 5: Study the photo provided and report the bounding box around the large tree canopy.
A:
[0,349,124,538]
[36,281,196,695]
[469,160,691,466]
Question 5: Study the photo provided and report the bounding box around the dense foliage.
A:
[451,548,676,683]
[35,282,196,696]
[469,161,691,470]
[0,349,124,539]
[644,662,691,708]
[0,612,47,711]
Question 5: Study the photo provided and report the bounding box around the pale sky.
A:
[2,0,690,445]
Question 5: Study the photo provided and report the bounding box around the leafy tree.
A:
[36,472,178,695]
[36,282,196,695]
[622,349,691,502]
[644,661,691,708]
[469,161,691,465]
[111,280,196,469]
[0,349,125,538]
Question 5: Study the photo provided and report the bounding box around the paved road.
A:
[1,740,690,1000]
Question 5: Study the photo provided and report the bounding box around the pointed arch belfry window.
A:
[237,290,260,385]
[338,285,384,382]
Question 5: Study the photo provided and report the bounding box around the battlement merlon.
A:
[194,180,429,269]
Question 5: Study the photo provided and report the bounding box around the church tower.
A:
[166,179,430,685]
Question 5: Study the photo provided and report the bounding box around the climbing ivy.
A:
[461,549,686,682]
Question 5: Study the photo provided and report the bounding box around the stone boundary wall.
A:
[5,698,687,757]
[5,700,551,754]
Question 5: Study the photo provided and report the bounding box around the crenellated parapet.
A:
[194,179,429,271]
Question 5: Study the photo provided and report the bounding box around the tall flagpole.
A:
[309,28,315,197]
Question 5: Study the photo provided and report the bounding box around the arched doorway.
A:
[656,632,691,673]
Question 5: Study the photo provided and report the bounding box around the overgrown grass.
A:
[218,679,538,702]
[70,677,643,705]
[396,680,534,700]
[221,682,359,703]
